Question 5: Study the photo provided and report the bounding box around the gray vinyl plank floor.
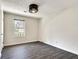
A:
[1,42,78,59]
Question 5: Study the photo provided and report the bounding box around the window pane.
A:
[14,19,25,37]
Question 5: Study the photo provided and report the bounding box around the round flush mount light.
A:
[29,4,38,13]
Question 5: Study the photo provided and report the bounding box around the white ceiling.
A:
[2,0,77,18]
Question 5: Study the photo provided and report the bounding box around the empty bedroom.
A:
[0,0,78,59]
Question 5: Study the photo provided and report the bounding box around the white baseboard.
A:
[4,40,38,46]
[3,40,78,55]
[39,41,78,55]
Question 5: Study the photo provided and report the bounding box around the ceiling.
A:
[2,0,77,18]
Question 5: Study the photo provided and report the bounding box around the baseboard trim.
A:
[3,40,77,55]
[39,41,77,55]
[4,41,39,47]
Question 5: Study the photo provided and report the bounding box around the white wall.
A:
[2,0,78,55]
[0,0,3,58]
[40,6,78,54]
[4,12,40,46]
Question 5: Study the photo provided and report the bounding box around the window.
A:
[14,19,25,37]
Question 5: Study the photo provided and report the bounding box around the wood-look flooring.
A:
[1,42,78,59]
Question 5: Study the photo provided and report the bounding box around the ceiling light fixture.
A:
[29,4,38,13]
